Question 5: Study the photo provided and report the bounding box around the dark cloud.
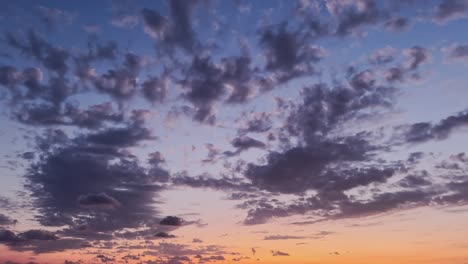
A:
[224,136,266,157]
[22,112,167,242]
[5,30,70,76]
[142,75,169,103]
[192,238,203,243]
[142,8,168,38]
[165,0,199,52]
[221,56,258,104]
[259,23,325,82]
[402,109,468,143]
[17,230,58,241]
[37,6,74,30]
[243,188,434,225]
[238,112,273,134]
[142,0,200,52]
[94,68,138,101]
[179,53,264,122]
[404,46,430,70]
[399,173,432,188]
[181,56,225,123]
[155,232,176,238]
[244,73,396,194]
[335,0,384,36]
[83,122,153,148]
[0,229,84,254]
[12,101,124,129]
[433,0,468,23]
[77,193,121,209]
[0,214,17,226]
[384,16,410,32]
[160,216,184,226]
[0,229,18,243]
[0,64,76,107]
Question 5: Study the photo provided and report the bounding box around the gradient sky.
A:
[1,0,468,263]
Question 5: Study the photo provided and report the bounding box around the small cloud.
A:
[160,216,184,226]
[271,250,289,256]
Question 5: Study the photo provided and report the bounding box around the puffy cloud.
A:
[21,112,168,242]
[142,8,168,38]
[5,30,70,76]
[403,46,431,70]
[369,46,396,65]
[142,76,169,103]
[259,24,326,82]
[141,0,200,52]
[334,0,383,36]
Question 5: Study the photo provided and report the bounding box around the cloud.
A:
[17,230,58,241]
[160,216,184,226]
[0,214,17,226]
[110,0,139,28]
[20,112,168,243]
[443,43,468,62]
[5,29,70,76]
[141,8,168,38]
[142,76,169,103]
[271,250,289,256]
[259,23,326,82]
[433,0,468,23]
[403,46,431,70]
[36,6,74,30]
[402,109,468,143]
[155,232,176,238]
[384,17,410,32]
[0,229,19,243]
[238,112,273,134]
[77,193,121,209]
[224,136,266,157]
[178,54,263,123]
[0,229,84,254]
[334,0,383,36]
[369,46,396,65]
[264,235,306,240]
[141,0,200,52]
[172,173,254,192]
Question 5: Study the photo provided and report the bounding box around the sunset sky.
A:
[1,0,468,263]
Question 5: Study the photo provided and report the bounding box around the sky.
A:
[0,0,468,263]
